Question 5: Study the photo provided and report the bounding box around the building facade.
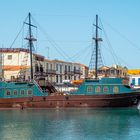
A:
[89,65,128,78]
[0,48,88,84]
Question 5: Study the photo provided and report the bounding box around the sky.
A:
[0,0,140,69]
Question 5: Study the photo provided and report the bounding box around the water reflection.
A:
[0,108,140,140]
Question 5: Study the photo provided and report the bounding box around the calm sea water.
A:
[0,108,140,140]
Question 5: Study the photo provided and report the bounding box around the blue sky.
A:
[0,0,140,69]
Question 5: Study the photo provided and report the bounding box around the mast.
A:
[95,15,98,79]
[93,15,102,79]
[25,12,37,81]
[29,13,33,80]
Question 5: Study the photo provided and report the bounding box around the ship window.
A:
[21,90,25,95]
[6,90,10,96]
[87,86,93,92]
[13,90,17,95]
[103,86,109,93]
[113,86,119,93]
[95,86,101,93]
[28,90,32,95]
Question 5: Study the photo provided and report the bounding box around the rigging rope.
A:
[100,18,120,65]
[31,16,74,62]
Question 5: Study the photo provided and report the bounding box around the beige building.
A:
[89,64,127,78]
[0,48,88,84]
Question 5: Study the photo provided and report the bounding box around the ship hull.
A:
[0,93,140,109]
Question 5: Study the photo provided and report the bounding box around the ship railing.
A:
[33,80,44,94]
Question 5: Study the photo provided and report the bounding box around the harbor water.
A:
[0,108,140,140]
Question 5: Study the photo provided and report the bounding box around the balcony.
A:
[34,69,56,77]
[64,70,74,75]
[73,70,82,74]
[46,69,56,74]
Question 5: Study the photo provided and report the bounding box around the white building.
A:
[129,75,140,89]
[0,48,88,84]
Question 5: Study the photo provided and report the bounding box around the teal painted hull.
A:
[0,78,140,108]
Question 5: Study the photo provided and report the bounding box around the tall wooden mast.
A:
[92,15,102,79]
[25,12,37,81]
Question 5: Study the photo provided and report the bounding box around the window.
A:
[50,64,52,70]
[103,86,109,93]
[56,75,58,83]
[60,64,62,73]
[13,90,17,95]
[95,86,101,93]
[28,90,32,95]
[65,65,67,71]
[46,63,48,69]
[87,86,93,92]
[40,65,43,72]
[74,66,76,71]
[8,55,12,60]
[21,90,25,95]
[138,78,140,85]
[6,90,10,96]
[132,78,135,85]
[11,76,15,81]
[60,75,62,83]
[68,66,71,72]
[56,64,58,71]
[113,86,119,93]
[35,64,39,72]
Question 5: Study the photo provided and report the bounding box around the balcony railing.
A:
[35,69,56,77]
[73,70,81,74]
[64,70,74,75]
[46,69,56,74]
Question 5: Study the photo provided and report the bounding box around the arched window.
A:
[28,90,32,95]
[21,90,25,95]
[103,86,109,93]
[13,90,18,95]
[113,86,119,93]
[95,86,101,93]
[87,86,93,92]
[6,90,10,96]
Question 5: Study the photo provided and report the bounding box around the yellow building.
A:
[127,69,140,75]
